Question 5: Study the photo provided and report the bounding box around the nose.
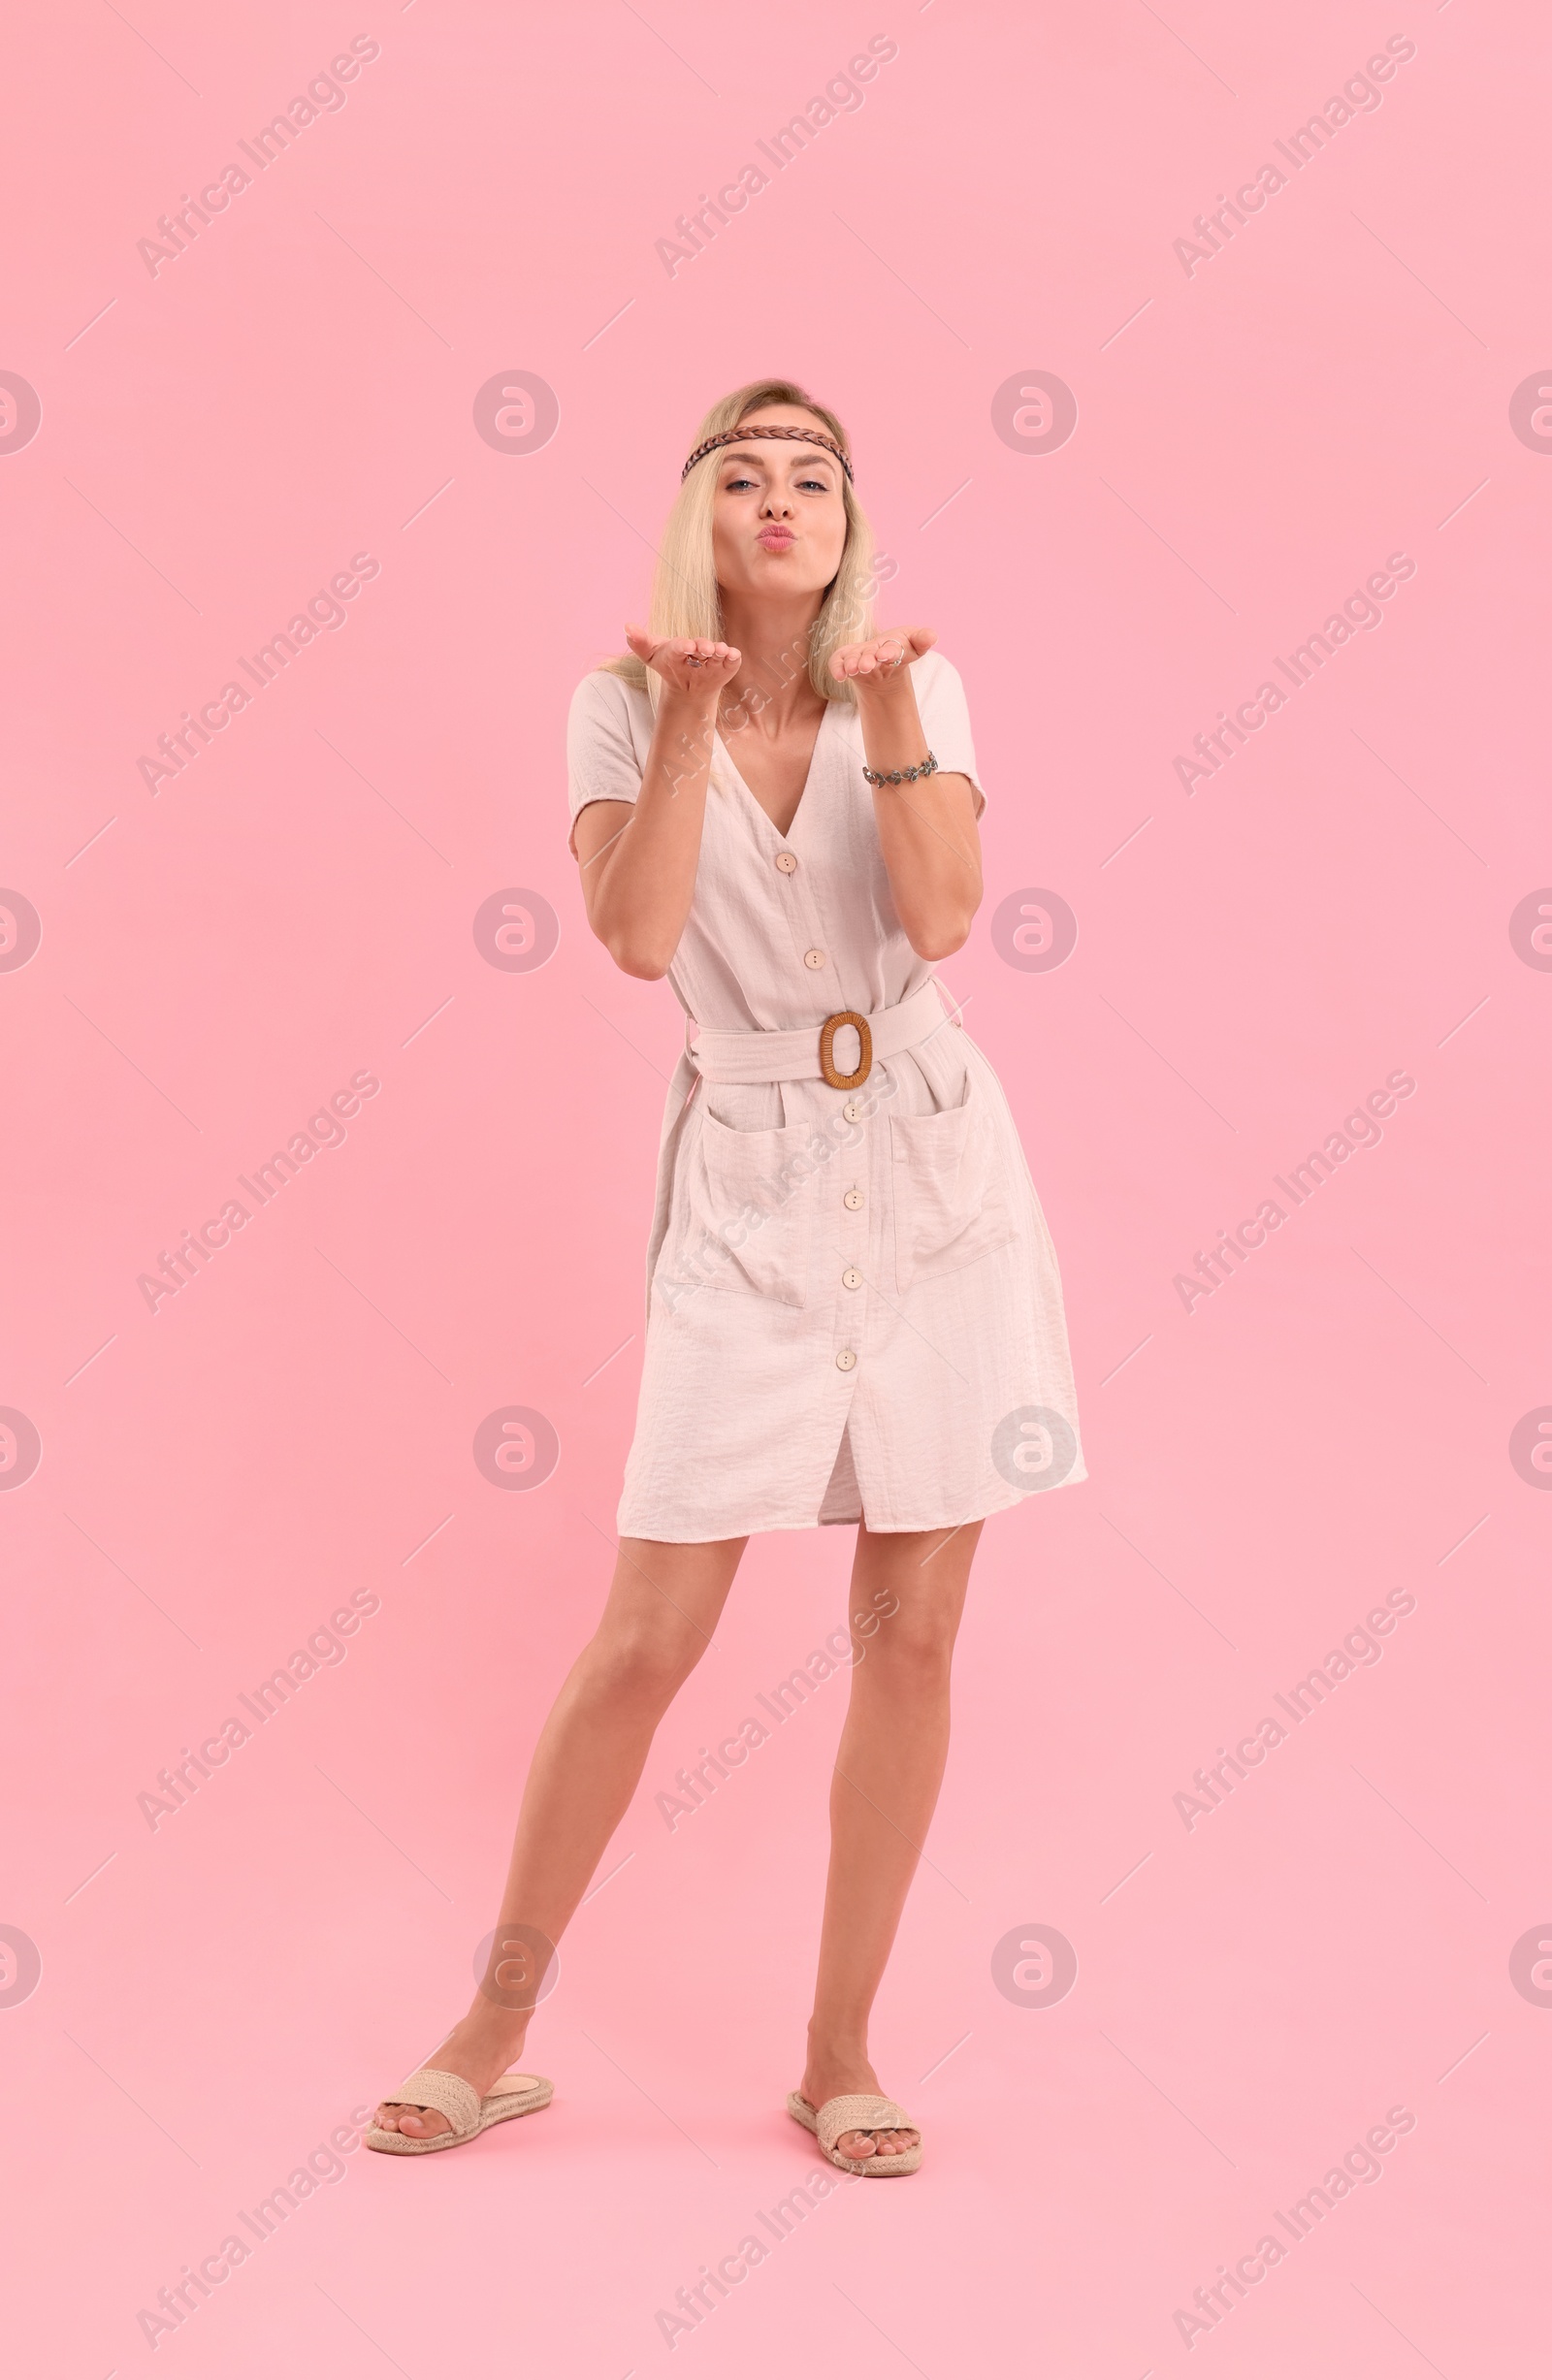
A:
[760,489,794,519]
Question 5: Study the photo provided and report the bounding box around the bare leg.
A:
[376,1533,745,2139]
[796,1516,983,2163]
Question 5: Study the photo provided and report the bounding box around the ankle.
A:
[804,2025,872,2074]
[459,1998,532,2051]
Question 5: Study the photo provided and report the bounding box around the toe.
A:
[374,2102,450,2139]
[835,2131,878,2160]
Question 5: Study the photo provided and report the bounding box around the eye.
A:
[797,476,830,493]
[724,474,757,492]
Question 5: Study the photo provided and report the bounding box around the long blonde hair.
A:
[602,379,876,706]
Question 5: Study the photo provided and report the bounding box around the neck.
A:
[716,590,825,728]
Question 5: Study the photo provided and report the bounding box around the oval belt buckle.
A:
[819,1009,872,1091]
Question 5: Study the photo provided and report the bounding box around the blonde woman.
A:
[370,380,1084,2175]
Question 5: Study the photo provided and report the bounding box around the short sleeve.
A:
[566,670,649,853]
[911,650,986,819]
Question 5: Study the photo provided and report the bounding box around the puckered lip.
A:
[756,528,795,547]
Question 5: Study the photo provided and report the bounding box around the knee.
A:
[862,1607,958,1682]
[582,1616,701,1708]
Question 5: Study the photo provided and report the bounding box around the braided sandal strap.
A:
[815,2094,913,2153]
[389,2068,480,2138]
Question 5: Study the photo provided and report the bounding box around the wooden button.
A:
[775,852,798,874]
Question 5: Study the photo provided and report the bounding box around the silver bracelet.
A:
[862,750,939,788]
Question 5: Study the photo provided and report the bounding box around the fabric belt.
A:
[688,977,953,1087]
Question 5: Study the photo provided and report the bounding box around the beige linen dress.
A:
[566,650,1085,1541]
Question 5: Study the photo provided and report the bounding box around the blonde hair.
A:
[602,378,876,706]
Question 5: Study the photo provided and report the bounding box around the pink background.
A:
[3,1,1547,2370]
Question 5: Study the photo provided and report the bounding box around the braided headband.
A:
[681,424,854,483]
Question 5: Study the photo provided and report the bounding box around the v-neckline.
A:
[715,702,830,844]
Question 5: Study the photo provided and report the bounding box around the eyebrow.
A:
[717,445,837,474]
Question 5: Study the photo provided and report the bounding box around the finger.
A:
[624,624,653,657]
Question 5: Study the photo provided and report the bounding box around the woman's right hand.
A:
[625,624,742,701]
[580,631,735,979]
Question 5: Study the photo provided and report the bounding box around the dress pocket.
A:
[664,1109,820,1307]
[889,1077,1016,1295]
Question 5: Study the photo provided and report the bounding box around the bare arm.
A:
[831,629,983,962]
[573,629,741,980]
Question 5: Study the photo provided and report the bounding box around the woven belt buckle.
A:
[819,1010,872,1091]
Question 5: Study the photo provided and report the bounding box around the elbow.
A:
[605,932,674,981]
[591,898,682,981]
[903,882,981,964]
[908,914,975,963]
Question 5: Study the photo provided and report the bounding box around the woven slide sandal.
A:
[365,2067,553,2156]
[787,2089,922,2176]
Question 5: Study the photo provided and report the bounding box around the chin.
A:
[751,560,829,594]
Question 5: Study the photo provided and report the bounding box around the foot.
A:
[373,2002,534,2142]
[796,2051,919,2165]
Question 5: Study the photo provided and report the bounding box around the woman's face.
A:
[709,405,848,610]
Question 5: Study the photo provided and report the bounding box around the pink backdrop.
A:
[3,2,1547,2370]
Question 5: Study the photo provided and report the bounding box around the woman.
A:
[370,379,1084,2175]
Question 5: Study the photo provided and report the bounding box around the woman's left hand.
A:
[829,626,937,691]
